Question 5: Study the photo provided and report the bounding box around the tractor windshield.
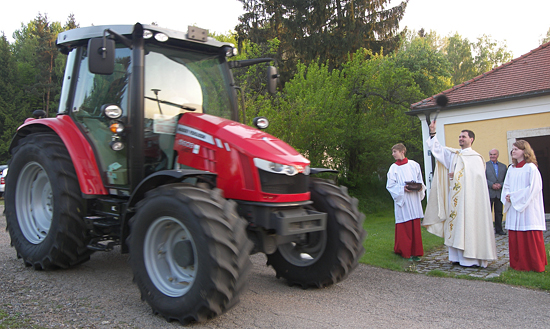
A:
[144,44,234,121]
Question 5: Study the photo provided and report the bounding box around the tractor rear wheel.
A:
[128,184,252,324]
[266,178,366,287]
[5,133,93,269]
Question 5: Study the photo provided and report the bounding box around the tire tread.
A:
[128,185,252,324]
[5,133,93,270]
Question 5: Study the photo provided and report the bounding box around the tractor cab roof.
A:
[56,23,233,51]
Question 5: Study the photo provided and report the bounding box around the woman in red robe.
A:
[501,140,547,272]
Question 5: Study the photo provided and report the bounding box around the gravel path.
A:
[2,206,550,328]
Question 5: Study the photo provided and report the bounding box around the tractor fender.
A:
[120,169,217,253]
[9,116,107,195]
[126,169,217,209]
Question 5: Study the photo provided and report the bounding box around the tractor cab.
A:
[56,23,266,192]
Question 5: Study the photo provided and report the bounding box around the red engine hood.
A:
[180,113,310,166]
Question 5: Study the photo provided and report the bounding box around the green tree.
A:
[444,33,512,85]
[473,34,513,74]
[444,33,477,85]
[11,14,66,116]
[0,33,29,162]
[0,14,79,163]
[11,22,41,112]
[341,50,423,184]
[260,49,423,189]
[393,30,453,98]
[211,30,280,124]
[0,34,16,161]
[236,0,408,84]
[540,27,550,45]
[64,13,79,30]
[261,60,350,169]
[30,14,64,116]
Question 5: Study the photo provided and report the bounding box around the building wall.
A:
[444,112,550,166]
[417,94,550,189]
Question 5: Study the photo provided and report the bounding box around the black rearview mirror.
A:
[267,66,278,94]
[88,38,115,75]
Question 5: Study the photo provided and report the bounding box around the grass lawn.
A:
[488,255,550,290]
[359,208,443,271]
[357,198,550,291]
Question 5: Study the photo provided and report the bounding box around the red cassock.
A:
[508,230,547,272]
[502,160,547,272]
[394,218,424,259]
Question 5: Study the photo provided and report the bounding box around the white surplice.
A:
[501,162,546,231]
[386,160,425,224]
[423,135,497,267]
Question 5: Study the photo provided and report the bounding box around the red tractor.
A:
[5,23,366,324]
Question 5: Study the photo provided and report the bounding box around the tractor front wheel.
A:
[128,185,252,324]
[266,178,366,288]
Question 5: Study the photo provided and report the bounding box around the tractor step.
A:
[84,216,120,228]
[87,241,117,252]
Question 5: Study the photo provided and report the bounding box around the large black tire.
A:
[266,178,366,288]
[5,133,93,270]
[127,185,253,324]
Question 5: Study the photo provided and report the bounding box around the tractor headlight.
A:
[223,46,238,57]
[110,136,124,151]
[254,158,308,176]
[154,33,169,42]
[253,117,269,129]
[143,30,154,39]
[102,104,123,119]
[143,30,169,42]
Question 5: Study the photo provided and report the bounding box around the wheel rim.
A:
[278,230,327,266]
[16,162,53,244]
[144,216,198,297]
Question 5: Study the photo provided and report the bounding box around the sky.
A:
[2,0,550,59]
[395,0,550,58]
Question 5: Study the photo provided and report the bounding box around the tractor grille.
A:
[257,169,309,194]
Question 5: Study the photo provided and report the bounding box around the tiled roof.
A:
[410,41,550,111]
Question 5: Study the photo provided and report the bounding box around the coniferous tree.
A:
[236,0,408,84]
[0,14,79,163]
[30,14,64,116]
[64,13,79,30]
[0,34,15,161]
[0,33,28,162]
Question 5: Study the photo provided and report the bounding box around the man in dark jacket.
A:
[486,149,508,235]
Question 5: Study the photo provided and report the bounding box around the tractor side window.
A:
[58,50,77,114]
[71,46,132,187]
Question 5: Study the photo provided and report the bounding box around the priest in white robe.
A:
[423,122,497,267]
[501,140,547,272]
[386,143,425,260]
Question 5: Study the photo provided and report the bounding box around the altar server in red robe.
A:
[502,140,547,272]
[386,143,425,260]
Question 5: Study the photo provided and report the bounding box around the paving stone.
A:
[414,229,550,279]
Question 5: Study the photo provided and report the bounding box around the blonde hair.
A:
[512,140,538,167]
[391,143,407,155]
